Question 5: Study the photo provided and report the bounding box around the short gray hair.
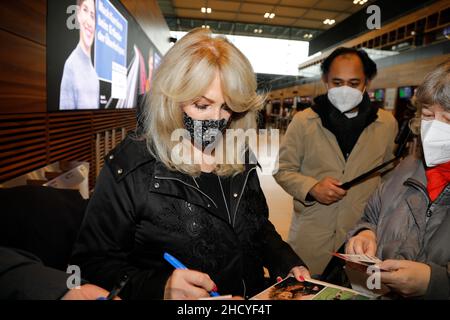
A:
[415,60,450,111]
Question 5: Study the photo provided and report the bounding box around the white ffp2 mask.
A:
[327,86,364,113]
[421,119,450,167]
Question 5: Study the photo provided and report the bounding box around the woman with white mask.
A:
[346,60,450,299]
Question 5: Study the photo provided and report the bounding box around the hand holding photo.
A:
[251,276,370,300]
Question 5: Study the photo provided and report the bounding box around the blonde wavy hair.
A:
[142,28,264,176]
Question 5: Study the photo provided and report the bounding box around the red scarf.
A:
[426,162,450,202]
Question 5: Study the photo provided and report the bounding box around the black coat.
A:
[0,247,72,300]
[71,135,305,299]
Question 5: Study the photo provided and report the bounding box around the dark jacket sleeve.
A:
[252,171,307,278]
[70,165,171,300]
[424,262,450,300]
[0,247,70,300]
[261,219,308,279]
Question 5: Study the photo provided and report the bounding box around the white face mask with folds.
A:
[421,119,450,167]
[327,85,365,113]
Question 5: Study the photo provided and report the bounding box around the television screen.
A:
[398,86,413,99]
[47,0,161,111]
[374,89,385,101]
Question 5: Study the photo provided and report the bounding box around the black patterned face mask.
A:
[183,113,228,149]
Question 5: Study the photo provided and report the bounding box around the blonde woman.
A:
[71,28,310,300]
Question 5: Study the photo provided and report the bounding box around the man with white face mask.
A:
[346,61,450,299]
[274,47,398,275]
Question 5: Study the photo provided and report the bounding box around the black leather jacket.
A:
[71,135,305,299]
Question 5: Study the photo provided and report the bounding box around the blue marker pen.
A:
[163,252,220,297]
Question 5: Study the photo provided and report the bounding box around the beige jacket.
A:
[274,107,398,274]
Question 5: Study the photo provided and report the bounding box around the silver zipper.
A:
[218,175,232,225]
[192,176,200,188]
[154,175,218,208]
[232,166,257,228]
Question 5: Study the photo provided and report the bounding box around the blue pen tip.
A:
[210,291,220,297]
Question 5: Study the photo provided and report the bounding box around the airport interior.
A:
[0,0,449,303]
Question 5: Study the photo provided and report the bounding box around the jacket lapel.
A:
[404,172,430,235]
[149,160,254,227]
[310,114,346,166]
[150,161,218,212]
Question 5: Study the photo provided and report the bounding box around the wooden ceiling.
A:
[157,0,375,40]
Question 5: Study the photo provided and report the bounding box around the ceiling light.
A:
[201,7,212,14]
[269,13,275,19]
[264,12,275,19]
[323,19,335,25]
[264,12,270,18]
[202,25,210,29]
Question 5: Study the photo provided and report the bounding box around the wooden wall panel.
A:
[0,0,46,45]
[48,112,93,163]
[122,0,171,55]
[0,0,166,188]
[370,54,450,89]
[0,114,47,182]
[0,110,137,187]
[0,29,46,114]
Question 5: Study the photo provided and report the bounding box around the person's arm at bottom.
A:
[62,284,120,300]
[0,247,71,300]
[378,259,448,299]
[423,262,450,300]
[163,269,217,300]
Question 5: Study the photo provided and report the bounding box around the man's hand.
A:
[164,269,217,300]
[309,177,347,205]
[379,260,431,298]
[346,229,377,256]
[62,284,121,300]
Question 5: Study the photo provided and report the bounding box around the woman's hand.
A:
[287,266,311,282]
[62,284,121,300]
[346,229,377,256]
[379,260,431,298]
[164,269,217,300]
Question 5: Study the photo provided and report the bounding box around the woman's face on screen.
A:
[78,0,96,50]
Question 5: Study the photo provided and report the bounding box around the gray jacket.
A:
[349,156,450,299]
